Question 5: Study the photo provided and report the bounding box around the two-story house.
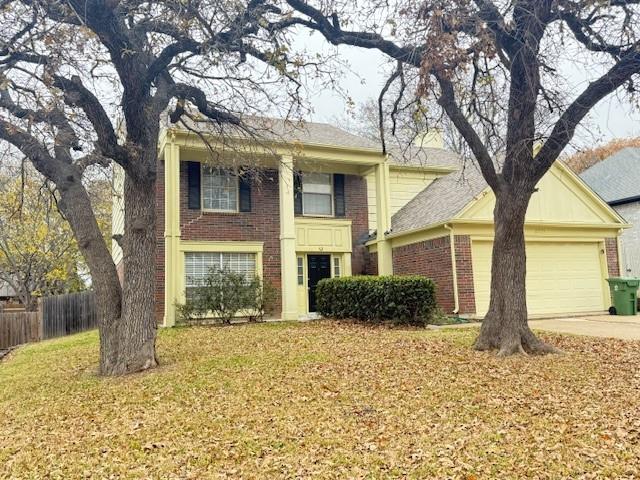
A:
[113,118,627,325]
[112,118,458,325]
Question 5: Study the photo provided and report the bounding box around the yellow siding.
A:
[461,163,620,224]
[295,218,352,252]
[367,169,437,231]
[111,164,125,265]
[472,240,607,316]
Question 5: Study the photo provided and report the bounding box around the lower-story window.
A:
[185,252,256,298]
[333,256,341,277]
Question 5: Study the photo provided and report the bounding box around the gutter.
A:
[609,195,640,207]
[444,223,460,314]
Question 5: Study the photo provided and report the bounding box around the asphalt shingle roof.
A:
[580,147,640,203]
[167,113,462,169]
[391,162,487,234]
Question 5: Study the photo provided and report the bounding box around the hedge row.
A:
[315,275,436,325]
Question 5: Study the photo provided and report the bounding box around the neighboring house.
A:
[113,118,626,324]
[0,280,17,302]
[580,147,640,277]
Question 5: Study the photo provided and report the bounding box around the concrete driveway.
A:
[529,315,640,340]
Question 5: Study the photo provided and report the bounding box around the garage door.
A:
[472,241,606,316]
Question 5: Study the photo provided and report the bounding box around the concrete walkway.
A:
[437,314,640,340]
[529,315,640,340]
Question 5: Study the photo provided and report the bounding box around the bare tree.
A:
[0,0,329,374]
[282,0,640,355]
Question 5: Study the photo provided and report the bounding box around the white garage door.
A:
[472,241,607,316]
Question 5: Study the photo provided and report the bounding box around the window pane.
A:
[333,257,341,277]
[303,193,332,215]
[202,167,237,211]
[297,257,304,285]
[302,172,331,194]
[185,252,256,289]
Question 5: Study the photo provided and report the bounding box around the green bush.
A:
[176,270,276,325]
[315,275,436,326]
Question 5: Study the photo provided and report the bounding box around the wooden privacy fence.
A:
[0,312,41,350]
[42,291,97,339]
[0,291,97,351]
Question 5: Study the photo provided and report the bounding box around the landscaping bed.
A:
[1,322,639,478]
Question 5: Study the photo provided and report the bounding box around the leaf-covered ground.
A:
[1,322,640,479]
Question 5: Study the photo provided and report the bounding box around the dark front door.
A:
[308,254,331,312]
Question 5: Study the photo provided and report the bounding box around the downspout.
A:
[444,223,460,314]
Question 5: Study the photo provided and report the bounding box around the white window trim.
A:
[301,172,334,218]
[201,165,240,213]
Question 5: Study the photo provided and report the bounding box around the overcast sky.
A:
[301,34,640,150]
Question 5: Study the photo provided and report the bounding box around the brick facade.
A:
[453,235,475,314]
[392,236,456,313]
[605,237,620,277]
[391,235,476,314]
[364,251,378,275]
[344,175,370,275]
[155,160,369,323]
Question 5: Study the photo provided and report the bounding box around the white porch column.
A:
[375,160,393,275]
[279,155,298,320]
[163,135,181,327]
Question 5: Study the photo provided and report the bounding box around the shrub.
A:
[315,275,436,326]
[176,270,276,325]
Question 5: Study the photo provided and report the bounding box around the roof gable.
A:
[391,160,624,235]
[459,162,623,224]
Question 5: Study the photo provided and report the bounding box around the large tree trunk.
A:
[110,173,158,374]
[474,187,559,356]
[56,173,123,373]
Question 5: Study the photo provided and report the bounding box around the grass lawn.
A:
[1,322,640,479]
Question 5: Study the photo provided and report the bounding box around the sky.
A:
[299,34,640,150]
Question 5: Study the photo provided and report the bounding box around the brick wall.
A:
[343,175,370,275]
[154,161,370,323]
[391,235,477,314]
[179,166,282,317]
[392,236,455,312]
[454,235,476,314]
[605,237,620,277]
[364,251,378,275]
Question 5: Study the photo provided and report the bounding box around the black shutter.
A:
[294,171,303,215]
[333,173,345,217]
[239,169,252,212]
[187,161,201,210]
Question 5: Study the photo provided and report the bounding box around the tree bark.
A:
[474,187,559,356]
[56,172,123,373]
[108,172,158,374]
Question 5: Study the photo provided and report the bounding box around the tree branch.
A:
[535,49,640,179]
[435,72,500,190]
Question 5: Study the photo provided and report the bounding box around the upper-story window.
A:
[202,166,238,212]
[302,172,333,216]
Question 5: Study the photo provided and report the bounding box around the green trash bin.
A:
[606,278,640,316]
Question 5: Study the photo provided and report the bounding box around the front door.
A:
[307,254,331,312]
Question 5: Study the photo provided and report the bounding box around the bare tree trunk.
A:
[474,188,559,356]
[56,174,123,373]
[110,173,158,374]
